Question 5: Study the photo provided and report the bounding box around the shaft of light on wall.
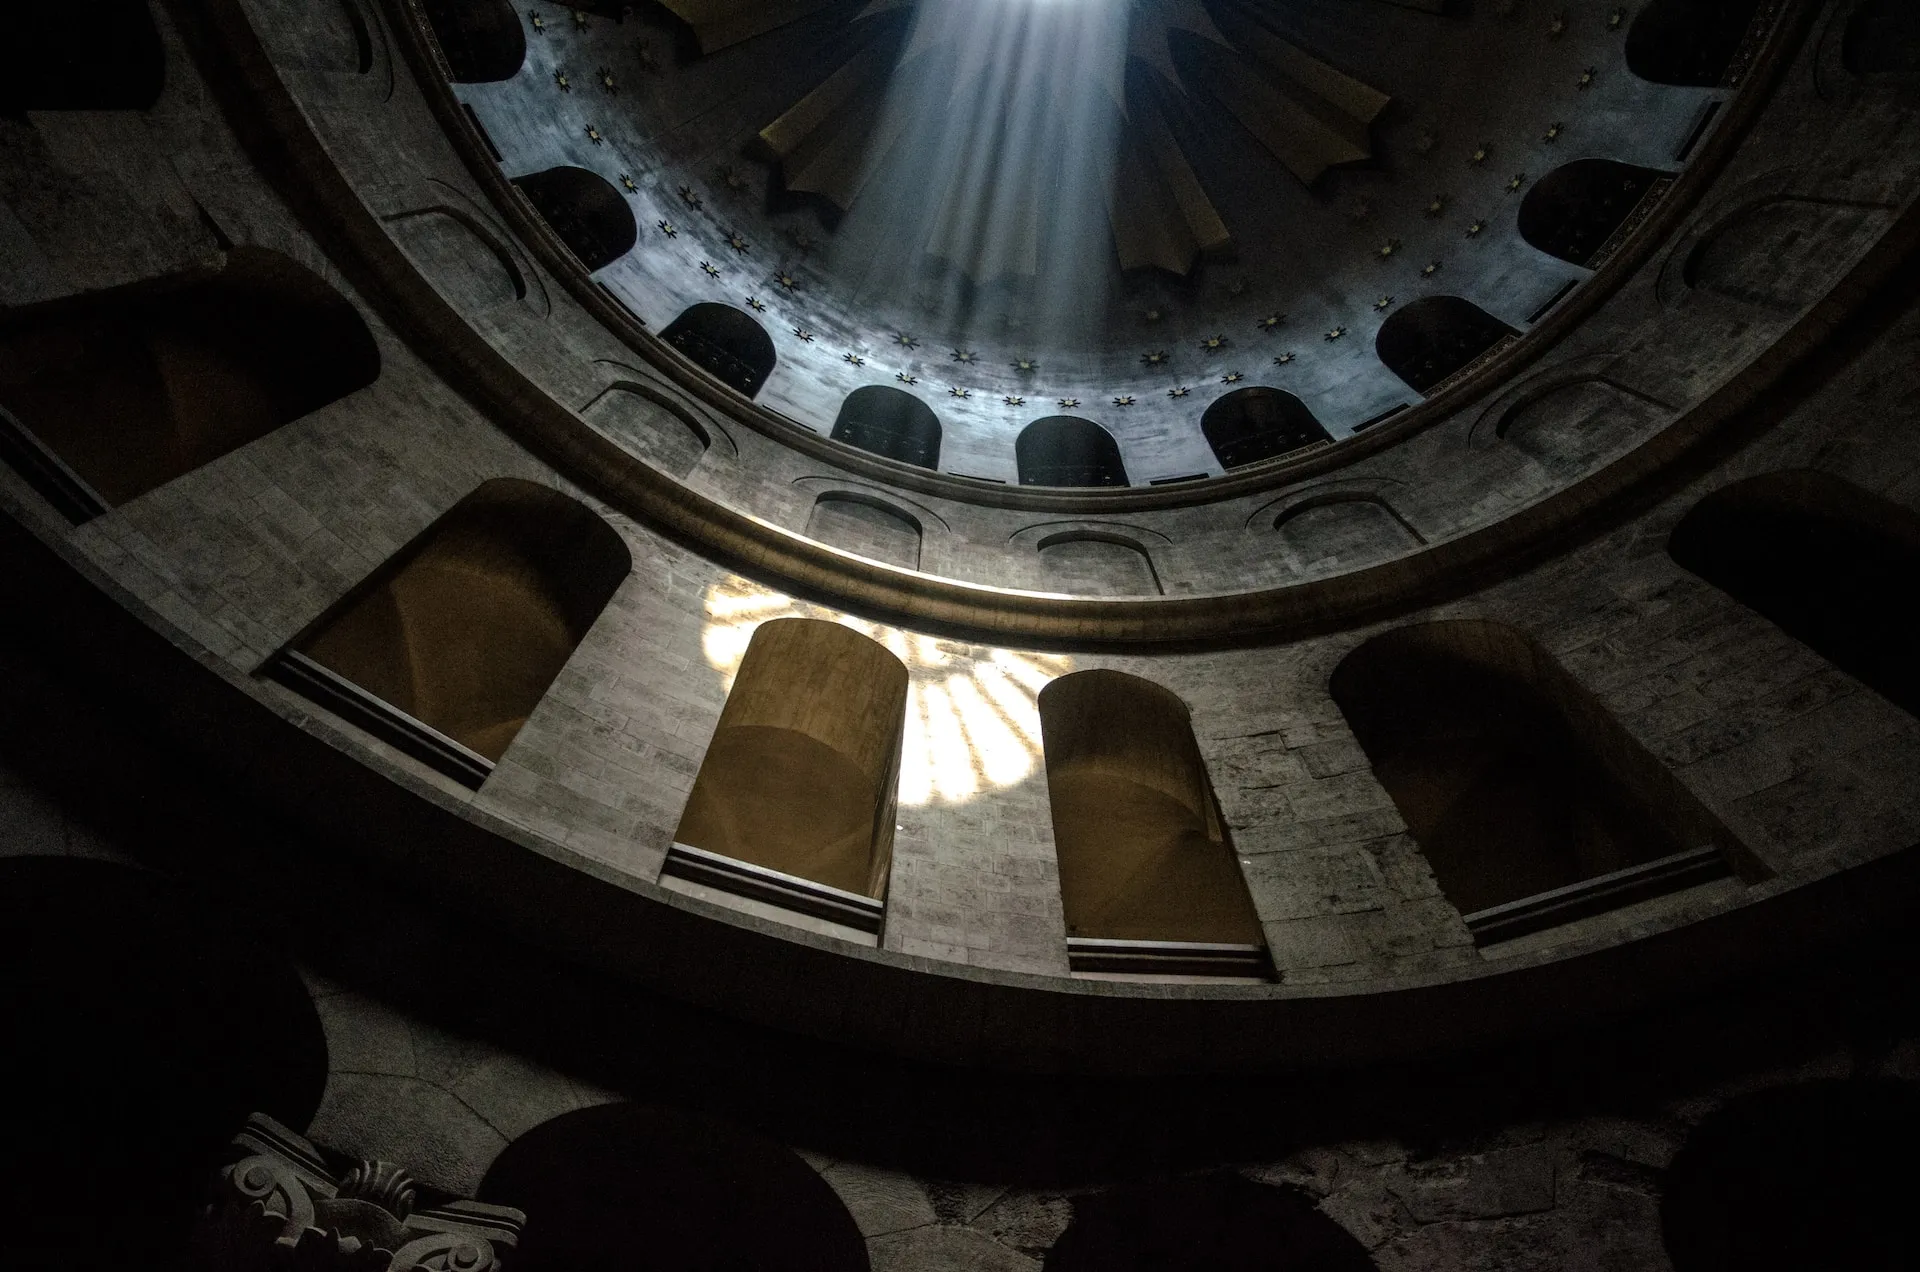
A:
[702,577,1070,806]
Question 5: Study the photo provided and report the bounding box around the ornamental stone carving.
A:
[195,1114,523,1271]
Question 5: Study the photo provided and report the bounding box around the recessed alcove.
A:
[420,0,526,83]
[510,167,637,272]
[1627,0,1767,87]
[1202,387,1332,470]
[666,618,908,939]
[1330,621,1753,944]
[384,205,530,310]
[1669,470,1920,718]
[0,1,165,112]
[1520,160,1676,268]
[829,384,941,469]
[1842,0,1920,75]
[268,478,631,788]
[478,1104,869,1272]
[1017,417,1129,488]
[1683,197,1897,311]
[806,492,923,571]
[1272,493,1422,572]
[661,303,776,398]
[581,380,714,478]
[1037,670,1267,978]
[0,249,379,522]
[1375,297,1519,396]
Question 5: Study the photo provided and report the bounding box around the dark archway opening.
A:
[1626,0,1765,86]
[1330,621,1748,942]
[512,167,638,272]
[661,303,777,398]
[1201,387,1332,469]
[1046,1174,1376,1272]
[479,1103,870,1272]
[1375,296,1518,395]
[1519,159,1674,267]
[1843,0,1920,75]
[0,858,327,1272]
[1017,416,1129,487]
[0,1,165,113]
[421,0,527,83]
[0,249,380,521]
[830,384,942,469]
[1669,470,1920,717]
[276,478,632,787]
[1661,1080,1920,1271]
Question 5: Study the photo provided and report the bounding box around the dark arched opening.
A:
[1669,470,1920,717]
[1661,1081,1920,1271]
[661,303,777,398]
[1201,387,1332,469]
[0,248,380,521]
[1330,621,1752,944]
[1038,670,1266,976]
[480,1104,869,1272]
[421,0,527,83]
[512,167,637,271]
[0,1,165,112]
[0,858,327,1270]
[829,385,942,469]
[271,478,632,788]
[1626,0,1765,86]
[1375,296,1518,395]
[1843,0,1920,75]
[1047,1174,1376,1272]
[668,618,908,935]
[1519,159,1675,267]
[1017,416,1129,488]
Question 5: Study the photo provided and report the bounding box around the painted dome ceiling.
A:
[447,0,1758,484]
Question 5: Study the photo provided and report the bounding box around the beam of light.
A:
[701,577,1072,806]
[831,0,1132,347]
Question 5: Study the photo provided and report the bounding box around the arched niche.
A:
[1273,494,1422,571]
[1047,1174,1377,1272]
[1626,0,1765,86]
[669,618,908,934]
[384,206,529,311]
[661,303,776,399]
[272,478,632,788]
[1682,197,1894,311]
[421,0,526,83]
[806,493,922,571]
[1017,416,1129,488]
[829,385,941,469]
[479,1104,869,1272]
[1661,1081,1920,1271]
[1668,470,1920,717]
[0,859,327,1269]
[1329,621,1752,944]
[1843,0,1920,75]
[0,249,380,522]
[1037,670,1266,976]
[1519,159,1675,267]
[1037,531,1163,596]
[1375,296,1518,395]
[0,2,165,112]
[1202,387,1332,470]
[1492,377,1668,471]
[511,167,637,272]
[582,382,711,479]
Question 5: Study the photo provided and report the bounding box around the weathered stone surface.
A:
[868,1226,1039,1272]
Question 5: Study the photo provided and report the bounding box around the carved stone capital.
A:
[196,1114,523,1271]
